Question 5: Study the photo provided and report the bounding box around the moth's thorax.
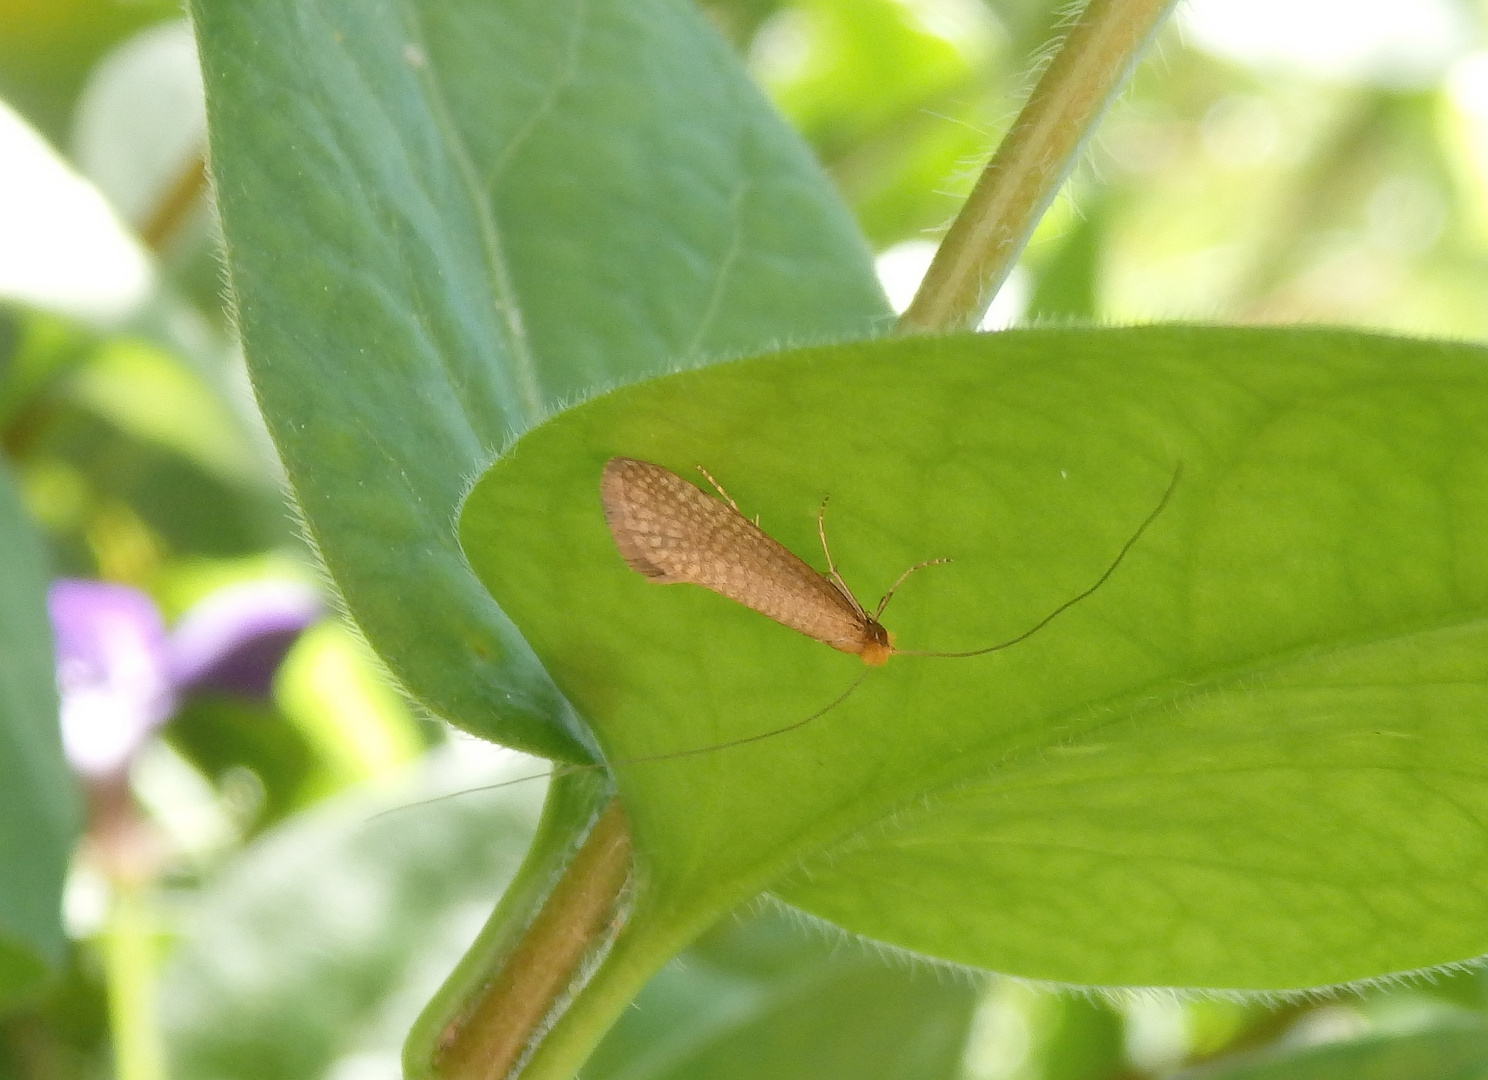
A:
[858,622,893,666]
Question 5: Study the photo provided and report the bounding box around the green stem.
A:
[511,890,704,1080]
[103,880,168,1080]
[897,0,1179,333]
[408,776,631,1080]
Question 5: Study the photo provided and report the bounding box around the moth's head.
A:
[859,621,893,666]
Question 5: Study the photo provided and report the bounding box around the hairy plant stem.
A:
[897,0,1178,333]
[426,796,632,1080]
[507,889,705,1080]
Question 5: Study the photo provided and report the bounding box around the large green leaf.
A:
[462,325,1488,991]
[190,0,888,759]
[0,461,79,1004]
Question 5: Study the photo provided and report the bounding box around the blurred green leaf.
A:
[166,695,317,829]
[844,115,992,249]
[959,982,1127,1080]
[984,0,1068,64]
[1039,994,1125,1080]
[1177,1022,1488,1080]
[587,907,978,1080]
[0,946,111,1080]
[0,460,79,1005]
[0,309,94,432]
[759,0,980,152]
[160,751,545,1080]
[463,325,1488,991]
[67,340,260,488]
[27,403,282,564]
[752,0,996,245]
[1414,967,1488,1011]
[191,0,889,760]
[5,316,284,573]
[1027,194,1108,323]
[273,621,427,789]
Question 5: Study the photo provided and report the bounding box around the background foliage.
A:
[5,0,1488,1077]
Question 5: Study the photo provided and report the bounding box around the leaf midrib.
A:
[398,0,546,426]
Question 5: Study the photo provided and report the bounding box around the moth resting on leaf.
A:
[600,455,909,664]
[599,456,1179,667]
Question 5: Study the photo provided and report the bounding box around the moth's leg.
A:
[816,495,863,615]
[695,464,744,515]
[874,558,952,619]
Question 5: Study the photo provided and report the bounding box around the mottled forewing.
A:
[600,458,868,652]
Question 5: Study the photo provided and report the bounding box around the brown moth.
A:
[601,456,1180,669]
[600,456,932,665]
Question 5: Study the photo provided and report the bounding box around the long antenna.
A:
[376,670,873,813]
[895,463,1182,658]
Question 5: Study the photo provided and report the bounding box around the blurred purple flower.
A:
[49,577,322,779]
[167,579,321,697]
[49,580,174,779]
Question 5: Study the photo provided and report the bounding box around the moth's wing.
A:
[600,458,869,652]
[601,457,721,582]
